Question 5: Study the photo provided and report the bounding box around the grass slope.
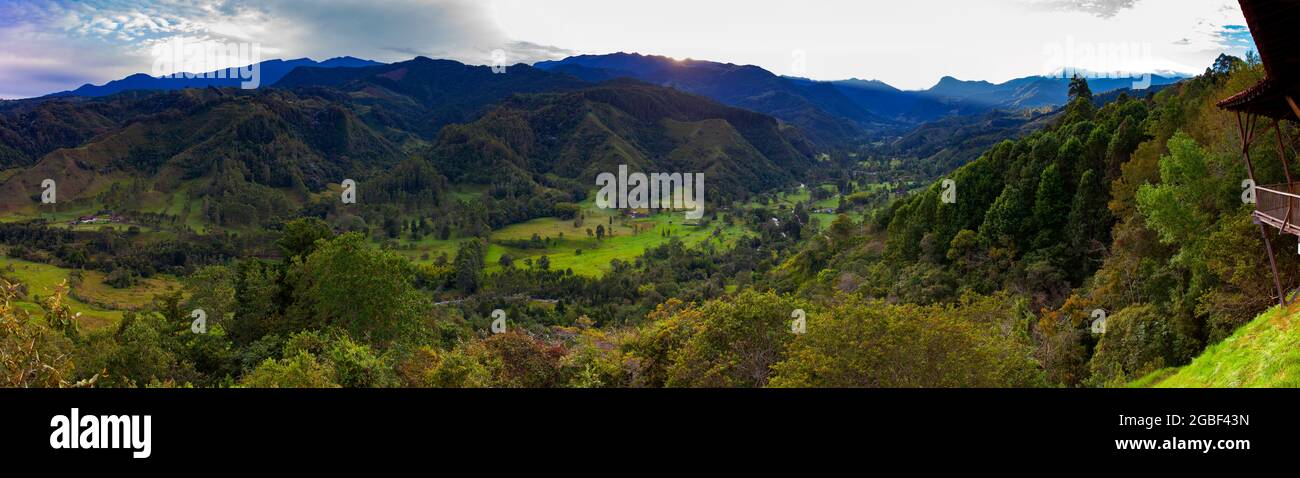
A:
[1135,305,1300,388]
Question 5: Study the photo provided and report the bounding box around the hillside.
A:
[276,57,590,139]
[0,60,817,234]
[432,80,816,201]
[0,87,405,228]
[1135,306,1300,388]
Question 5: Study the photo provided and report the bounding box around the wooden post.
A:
[1277,120,1294,191]
[1288,96,1300,121]
[1275,120,1296,231]
[1239,112,1287,305]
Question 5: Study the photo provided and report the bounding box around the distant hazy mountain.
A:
[917,72,1185,110]
[46,57,383,98]
[535,52,1185,135]
[535,53,888,146]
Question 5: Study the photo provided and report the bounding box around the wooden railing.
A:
[1255,183,1300,235]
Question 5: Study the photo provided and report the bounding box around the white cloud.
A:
[492,0,1250,89]
[1,0,571,98]
[0,0,1252,98]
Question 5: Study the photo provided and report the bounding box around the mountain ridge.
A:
[44,57,384,99]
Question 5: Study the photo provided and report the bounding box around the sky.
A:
[0,0,1257,99]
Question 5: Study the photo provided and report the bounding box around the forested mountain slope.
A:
[276,57,590,139]
[771,54,1293,387]
[0,59,815,231]
[432,80,816,202]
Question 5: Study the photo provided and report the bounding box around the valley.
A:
[0,46,1284,391]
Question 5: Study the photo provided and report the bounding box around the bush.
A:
[425,345,494,388]
[105,268,138,289]
[661,290,807,388]
[1087,304,1199,387]
[769,294,1044,388]
[240,351,340,388]
[323,333,398,388]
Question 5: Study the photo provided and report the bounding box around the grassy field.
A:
[0,256,180,330]
[1133,305,1300,388]
[750,184,863,225]
[385,185,877,277]
[74,270,181,311]
[390,202,747,277]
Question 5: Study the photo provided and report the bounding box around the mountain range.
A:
[21,51,1185,151]
[536,53,1184,141]
[0,51,1190,231]
[46,57,383,98]
[0,56,816,225]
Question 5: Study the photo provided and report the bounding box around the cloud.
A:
[1026,0,1142,18]
[0,0,1257,98]
[0,0,570,98]
[0,2,143,98]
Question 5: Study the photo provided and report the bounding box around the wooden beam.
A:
[1240,112,1259,182]
[1277,119,1294,193]
[1260,224,1287,306]
[1289,96,1300,122]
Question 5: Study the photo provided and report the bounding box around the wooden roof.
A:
[1217,0,1300,119]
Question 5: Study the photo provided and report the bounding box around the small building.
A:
[1216,0,1300,305]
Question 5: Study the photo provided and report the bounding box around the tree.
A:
[661,290,806,388]
[1068,74,1092,101]
[323,332,398,387]
[1065,169,1110,277]
[383,216,401,239]
[1106,117,1144,182]
[240,351,340,388]
[278,217,335,260]
[107,313,187,386]
[454,238,487,293]
[185,265,237,324]
[287,233,422,343]
[230,259,283,345]
[1135,132,1217,248]
[1031,163,1069,248]
[980,185,1029,248]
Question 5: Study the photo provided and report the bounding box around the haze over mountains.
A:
[20,51,1185,148]
[47,57,384,99]
[537,53,1183,139]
